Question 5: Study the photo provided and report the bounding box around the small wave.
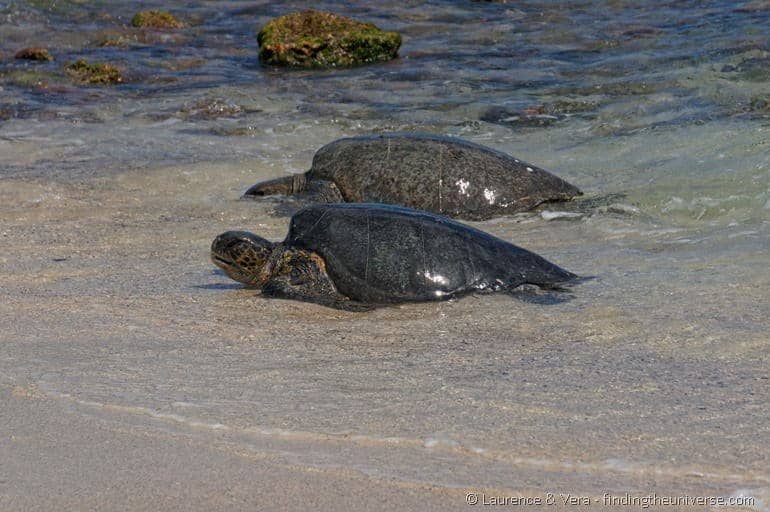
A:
[41,388,770,489]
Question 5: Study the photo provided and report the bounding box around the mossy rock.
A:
[65,59,122,85]
[131,10,184,29]
[257,10,401,68]
[14,47,53,61]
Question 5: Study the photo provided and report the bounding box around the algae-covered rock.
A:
[65,59,122,85]
[131,10,184,29]
[14,47,53,61]
[257,10,401,68]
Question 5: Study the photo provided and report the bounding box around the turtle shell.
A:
[307,133,581,220]
[284,203,576,304]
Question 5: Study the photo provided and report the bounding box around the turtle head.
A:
[211,230,276,286]
[243,174,307,198]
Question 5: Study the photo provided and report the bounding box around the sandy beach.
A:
[2,157,767,510]
[1,1,769,510]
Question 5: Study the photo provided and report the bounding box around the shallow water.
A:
[1,1,769,510]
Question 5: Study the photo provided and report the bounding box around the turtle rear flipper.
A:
[536,192,639,216]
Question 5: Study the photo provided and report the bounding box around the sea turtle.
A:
[243,133,582,221]
[211,203,578,311]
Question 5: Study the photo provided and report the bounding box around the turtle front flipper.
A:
[262,280,376,311]
[261,249,376,312]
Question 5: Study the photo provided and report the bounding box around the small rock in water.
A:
[65,59,122,85]
[14,47,53,61]
[257,10,401,68]
[180,98,246,120]
[605,203,641,215]
[748,95,770,112]
[481,100,598,128]
[481,106,560,128]
[131,10,185,29]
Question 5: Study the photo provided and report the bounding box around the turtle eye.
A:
[289,267,304,284]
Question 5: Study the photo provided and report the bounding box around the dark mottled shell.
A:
[285,203,576,303]
[308,133,581,220]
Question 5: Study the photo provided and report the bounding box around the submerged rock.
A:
[65,59,122,85]
[481,99,598,128]
[14,47,53,61]
[94,31,139,47]
[179,98,257,120]
[734,0,770,12]
[722,56,770,82]
[748,95,770,112]
[257,10,401,68]
[547,99,600,114]
[3,69,61,87]
[552,80,659,98]
[481,106,561,128]
[131,10,184,29]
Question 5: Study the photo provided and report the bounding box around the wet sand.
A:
[1,158,767,510]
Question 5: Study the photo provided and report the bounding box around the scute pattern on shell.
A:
[285,203,576,304]
[307,133,582,220]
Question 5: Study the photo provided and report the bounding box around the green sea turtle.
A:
[211,203,578,311]
[244,133,582,221]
